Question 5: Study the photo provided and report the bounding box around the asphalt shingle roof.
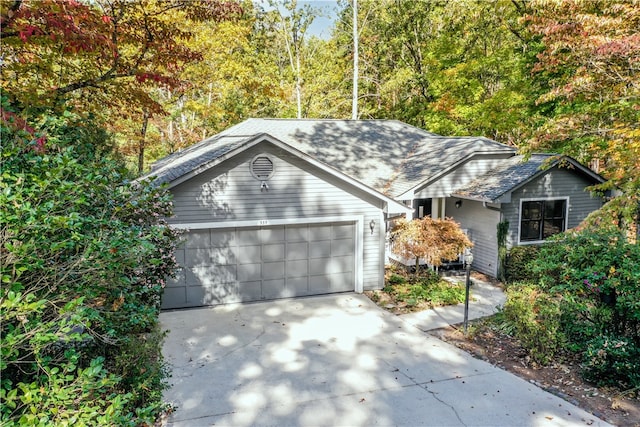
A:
[144,118,515,196]
[453,154,556,202]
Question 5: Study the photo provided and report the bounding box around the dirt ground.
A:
[429,322,640,427]
[370,271,640,427]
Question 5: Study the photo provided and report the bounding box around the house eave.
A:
[395,150,516,200]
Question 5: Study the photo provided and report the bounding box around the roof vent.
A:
[250,155,274,180]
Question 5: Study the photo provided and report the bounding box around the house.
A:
[145,119,605,309]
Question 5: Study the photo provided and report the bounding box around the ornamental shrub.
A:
[582,335,640,389]
[500,283,564,365]
[504,245,539,285]
[0,106,179,425]
[505,229,640,388]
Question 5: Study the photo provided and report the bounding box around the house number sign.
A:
[258,219,269,226]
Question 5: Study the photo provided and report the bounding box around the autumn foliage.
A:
[391,217,473,272]
[0,0,241,114]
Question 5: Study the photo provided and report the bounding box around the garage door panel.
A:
[237,281,262,301]
[235,244,261,262]
[238,263,261,281]
[332,224,354,238]
[310,241,331,258]
[210,230,236,247]
[287,259,308,277]
[174,248,185,265]
[237,228,261,246]
[184,230,210,248]
[263,261,284,280]
[260,227,284,243]
[287,242,308,260]
[192,282,239,305]
[309,258,330,275]
[287,277,308,294]
[332,238,355,256]
[262,279,285,299]
[186,248,236,267]
[286,226,308,242]
[162,287,186,309]
[326,256,354,274]
[309,225,331,240]
[263,243,284,261]
[309,274,331,292]
[329,272,354,292]
[309,272,353,293]
[189,265,236,286]
[166,268,186,287]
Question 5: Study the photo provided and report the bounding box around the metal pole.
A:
[463,261,471,334]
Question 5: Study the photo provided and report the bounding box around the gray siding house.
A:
[145,119,605,309]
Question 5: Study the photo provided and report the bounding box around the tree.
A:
[391,217,472,273]
[263,0,320,118]
[329,0,536,143]
[524,0,640,238]
[1,0,241,172]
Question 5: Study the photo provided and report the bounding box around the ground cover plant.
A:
[499,229,640,391]
[0,104,179,425]
[367,266,465,314]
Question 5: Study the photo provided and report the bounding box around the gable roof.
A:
[452,154,606,203]
[145,118,515,198]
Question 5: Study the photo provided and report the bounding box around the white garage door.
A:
[162,222,356,309]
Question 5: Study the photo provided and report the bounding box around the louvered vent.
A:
[250,155,274,180]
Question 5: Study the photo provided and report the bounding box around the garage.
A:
[162,221,357,309]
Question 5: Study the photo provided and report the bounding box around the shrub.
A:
[387,274,407,286]
[1,107,178,424]
[504,245,540,284]
[500,283,564,365]
[582,335,640,389]
[505,228,640,389]
[533,230,640,344]
[384,270,464,309]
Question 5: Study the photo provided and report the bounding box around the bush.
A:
[500,283,564,365]
[533,230,640,344]
[582,335,640,389]
[384,270,464,308]
[0,107,178,424]
[502,229,640,389]
[504,245,540,284]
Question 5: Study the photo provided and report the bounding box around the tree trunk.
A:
[138,110,149,175]
[352,0,358,120]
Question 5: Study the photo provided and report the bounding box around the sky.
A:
[255,1,340,40]
[302,1,340,39]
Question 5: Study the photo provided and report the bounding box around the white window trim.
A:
[517,197,569,245]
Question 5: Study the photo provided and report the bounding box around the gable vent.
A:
[250,155,274,180]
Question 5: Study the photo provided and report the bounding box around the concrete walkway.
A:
[399,276,506,332]
[160,289,610,427]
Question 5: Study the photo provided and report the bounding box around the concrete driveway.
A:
[160,293,610,427]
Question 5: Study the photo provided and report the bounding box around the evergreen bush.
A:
[1,106,179,425]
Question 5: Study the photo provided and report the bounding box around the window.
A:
[520,199,567,242]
